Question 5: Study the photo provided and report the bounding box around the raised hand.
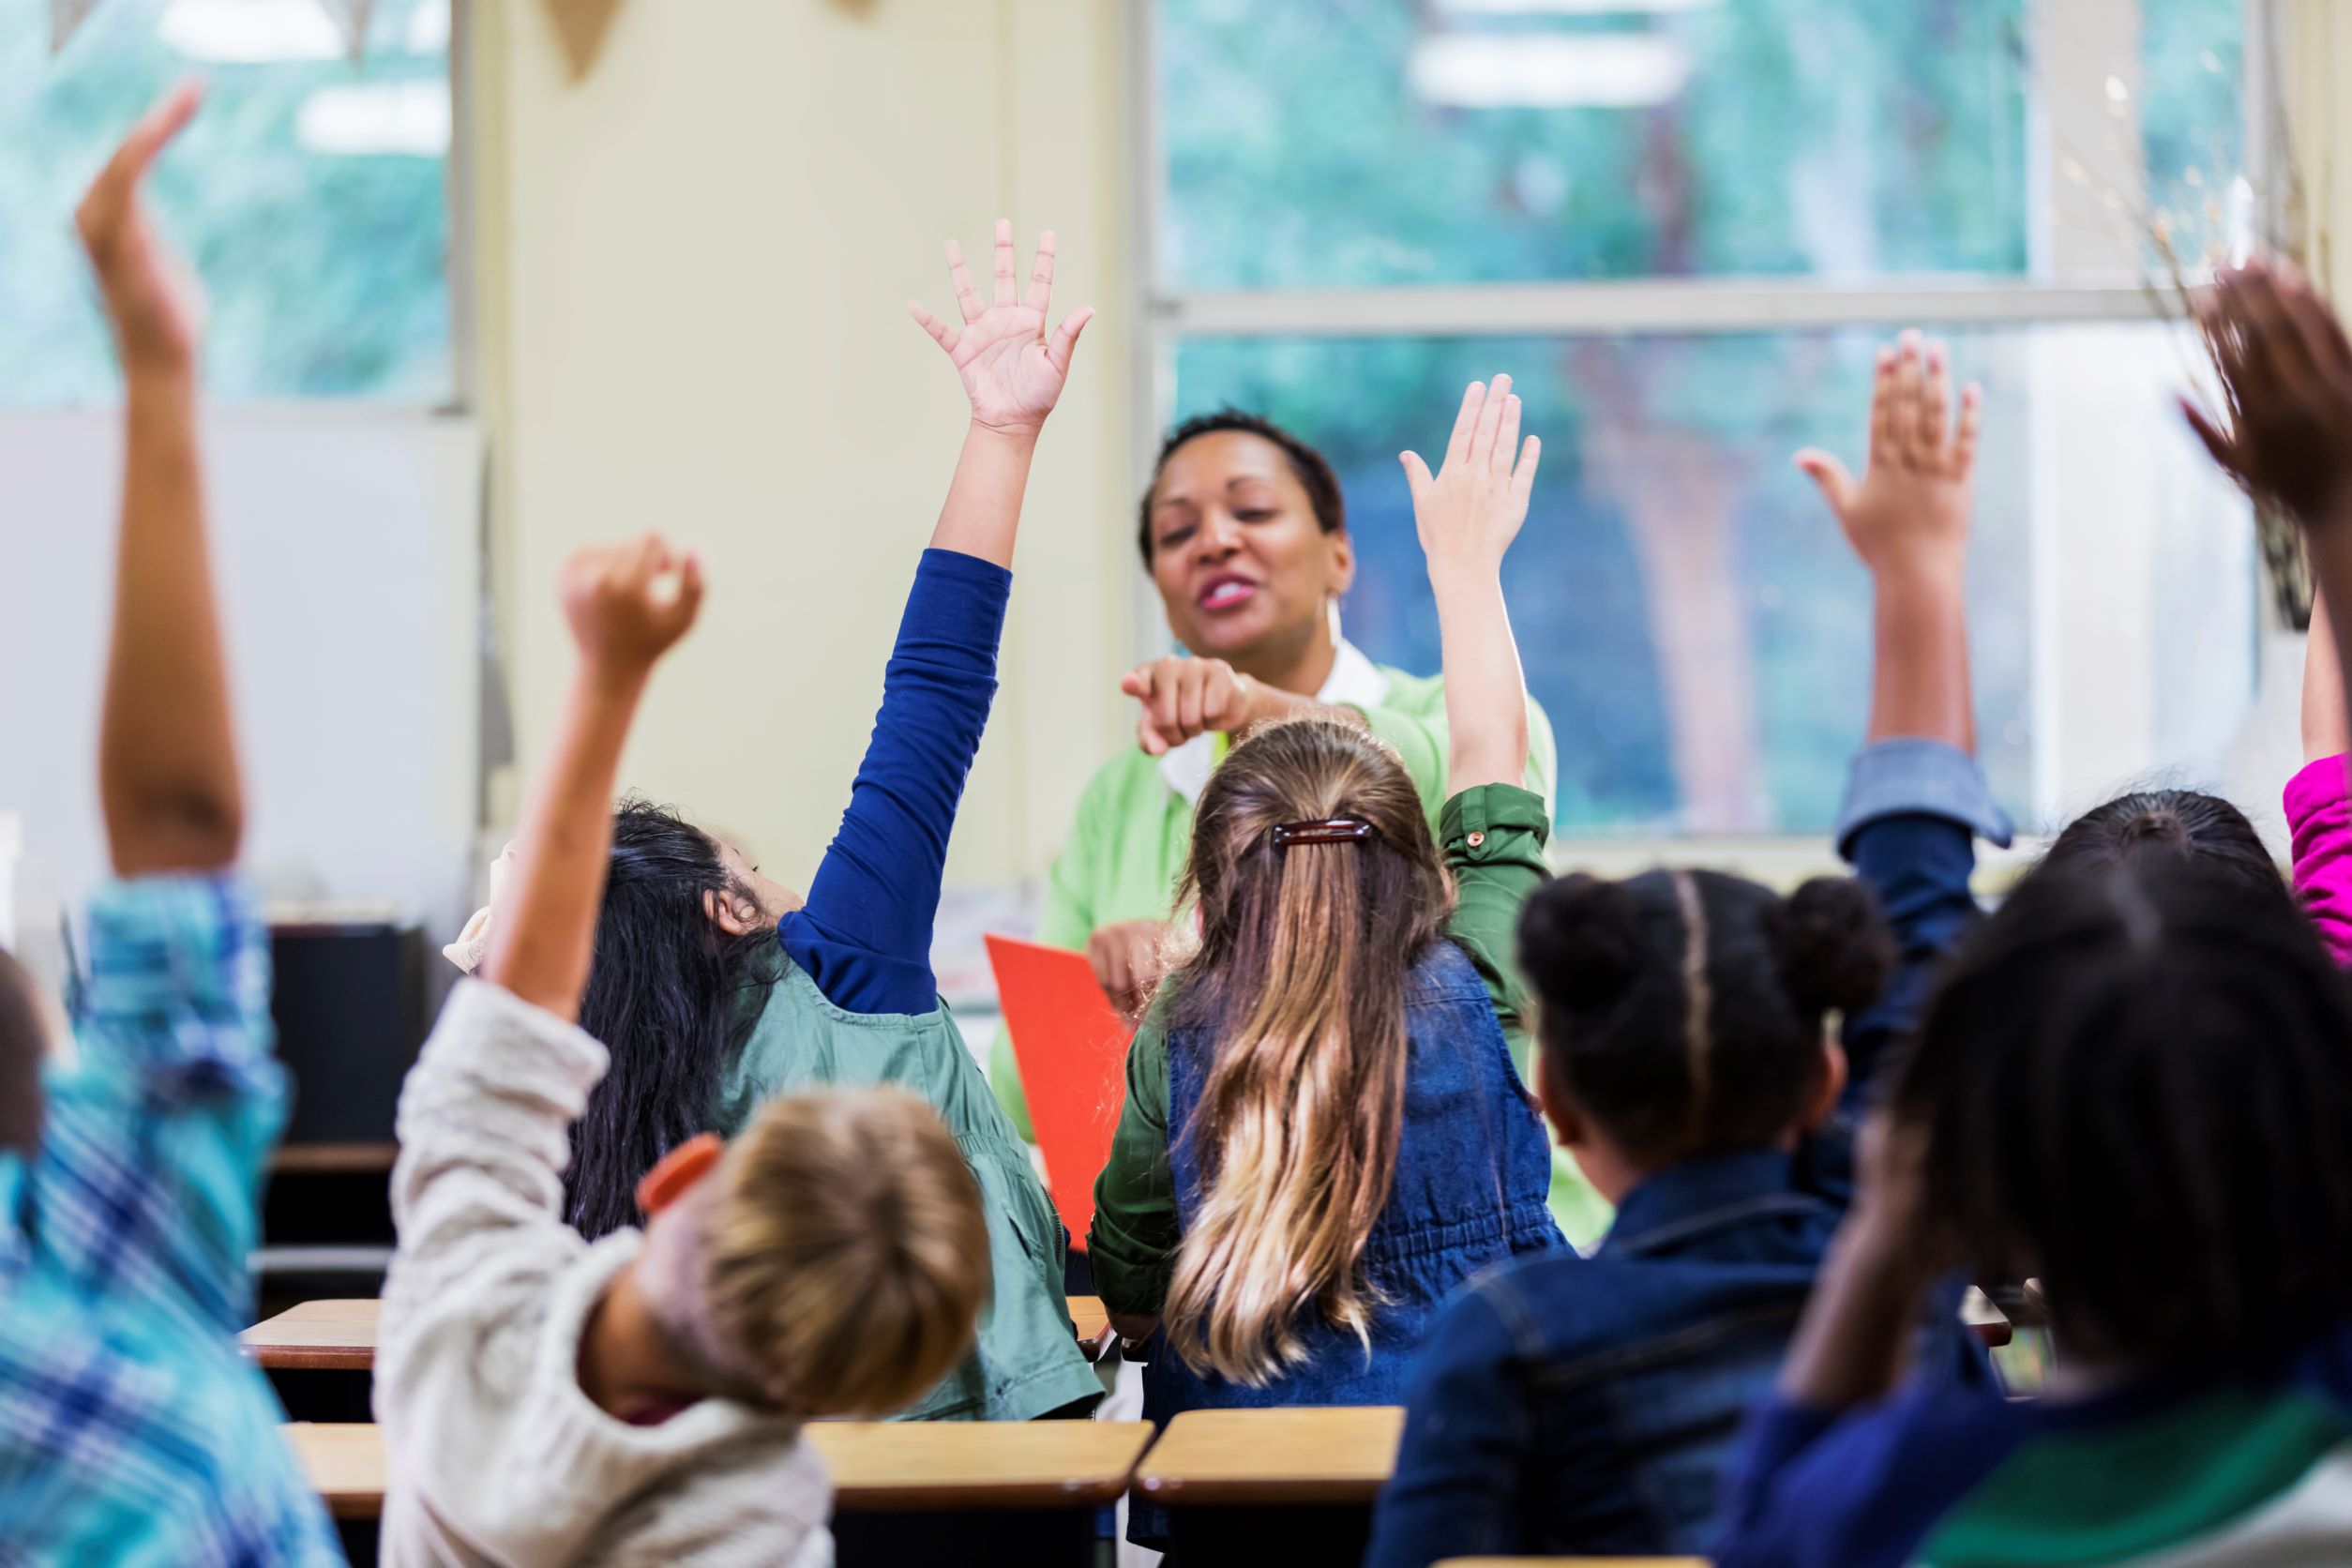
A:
[559,535,705,677]
[1399,374,1541,572]
[1796,331,1983,578]
[910,219,1094,440]
[2185,261,2352,528]
[77,81,207,374]
[1404,376,1540,792]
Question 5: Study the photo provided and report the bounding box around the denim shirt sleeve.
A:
[43,874,285,1332]
[1087,1002,1179,1316]
[1365,1278,1533,1568]
[1833,736,2013,858]
[1810,741,1994,1208]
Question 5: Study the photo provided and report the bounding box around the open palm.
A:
[77,81,208,372]
[911,219,1093,438]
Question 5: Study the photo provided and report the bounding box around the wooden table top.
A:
[1135,1406,1407,1506]
[286,1423,387,1519]
[242,1298,381,1371]
[247,1295,1119,1371]
[283,1420,1155,1516]
[809,1420,1154,1510]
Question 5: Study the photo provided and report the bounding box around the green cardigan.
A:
[716,949,1102,1423]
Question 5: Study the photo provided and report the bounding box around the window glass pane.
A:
[0,0,450,404]
[2138,0,2246,261]
[1168,325,2254,836]
[1156,0,2030,289]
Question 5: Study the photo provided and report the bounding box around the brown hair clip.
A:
[1270,817,1380,851]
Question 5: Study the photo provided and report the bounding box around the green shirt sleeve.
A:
[1086,1001,1179,1316]
[1439,782,1552,1034]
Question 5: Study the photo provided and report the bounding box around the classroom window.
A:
[1144,0,2262,837]
[1157,0,2031,289]
[0,0,453,405]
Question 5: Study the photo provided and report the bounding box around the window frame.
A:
[1130,0,2275,841]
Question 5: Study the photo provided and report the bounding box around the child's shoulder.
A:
[1437,1244,1840,1380]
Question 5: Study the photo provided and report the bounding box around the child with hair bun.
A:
[1371,330,2009,1565]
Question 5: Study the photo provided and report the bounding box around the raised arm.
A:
[2188,264,2352,967]
[781,226,1093,1014]
[1400,375,1541,792]
[2188,263,2352,750]
[482,539,703,1020]
[1791,333,2005,1194]
[46,88,288,1328]
[1798,331,1982,751]
[78,83,240,877]
[909,219,1093,566]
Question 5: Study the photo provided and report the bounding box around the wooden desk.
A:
[248,1295,1119,1372]
[272,1142,399,1176]
[1137,1405,1405,1506]
[284,1421,1151,1568]
[1962,1286,2013,1349]
[819,1417,1148,1566]
[244,1299,379,1372]
[810,1420,1152,1512]
[1136,1406,1406,1565]
[285,1423,384,1520]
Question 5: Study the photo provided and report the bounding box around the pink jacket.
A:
[2287,755,2352,967]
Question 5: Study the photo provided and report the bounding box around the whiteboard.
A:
[0,407,484,988]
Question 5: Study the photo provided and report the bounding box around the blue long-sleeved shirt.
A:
[775,547,1010,1016]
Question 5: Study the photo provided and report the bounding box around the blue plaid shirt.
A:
[0,876,342,1566]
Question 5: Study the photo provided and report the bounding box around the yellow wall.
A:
[472,0,1137,889]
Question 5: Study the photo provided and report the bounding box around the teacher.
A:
[996,408,1559,1127]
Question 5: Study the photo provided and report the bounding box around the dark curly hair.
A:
[1517,868,1894,1163]
[1898,856,2352,1375]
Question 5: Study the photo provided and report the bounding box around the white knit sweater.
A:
[374,978,833,1568]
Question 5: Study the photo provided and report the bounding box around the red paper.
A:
[986,934,1133,1251]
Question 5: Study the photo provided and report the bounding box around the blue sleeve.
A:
[1804,740,1998,1208]
[777,549,1012,1016]
[40,875,284,1334]
[1715,1388,2022,1568]
[1365,1283,1531,1568]
[1716,1397,1844,1566]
